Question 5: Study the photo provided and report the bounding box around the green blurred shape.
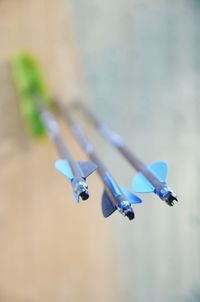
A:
[11,52,54,137]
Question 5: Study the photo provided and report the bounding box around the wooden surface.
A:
[0,1,118,301]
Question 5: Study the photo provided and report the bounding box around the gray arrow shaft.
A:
[61,107,122,207]
[63,107,107,178]
[77,103,164,192]
[34,97,81,179]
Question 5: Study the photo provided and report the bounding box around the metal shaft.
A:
[74,103,164,191]
[60,106,120,206]
[62,107,107,178]
[34,97,78,177]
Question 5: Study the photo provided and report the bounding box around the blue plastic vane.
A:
[121,187,142,204]
[102,189,116,217]
[55,159,74,181]
[132,161,168,193]
[148,161,168,183]
[73,191,80,203]
[104,172,121,198]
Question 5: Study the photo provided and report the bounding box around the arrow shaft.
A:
[61,106,124,207]
[76,103,164,192]
[34,97,81,180]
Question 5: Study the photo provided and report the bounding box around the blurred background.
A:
[0,0,198,301]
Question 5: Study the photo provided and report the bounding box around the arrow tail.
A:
[121,187,142,204]
[77,161,97,178]
[101,190,116,217]
[55,159,74,181]
[148,161,168,183]
[132,161,169,193]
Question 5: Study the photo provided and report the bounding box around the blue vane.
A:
[132,161,168,193]
[77,161,97,178]
[73,191,80,203]
[148,161,168,183]
[121,187,142,204]
[102,189,116,217]
[104,172,121,198]
[132,172,154,193]
[55,159,74,181]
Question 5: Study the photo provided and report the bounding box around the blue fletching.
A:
[132,172,154,193]
[132,161,169,193]
[121,187,142,204]
[73,191,80,203]
[148,161,168,183]
[104,172,121,198]
[102,189,116,217]
[77,161,97,178]
[55,159,74,181]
